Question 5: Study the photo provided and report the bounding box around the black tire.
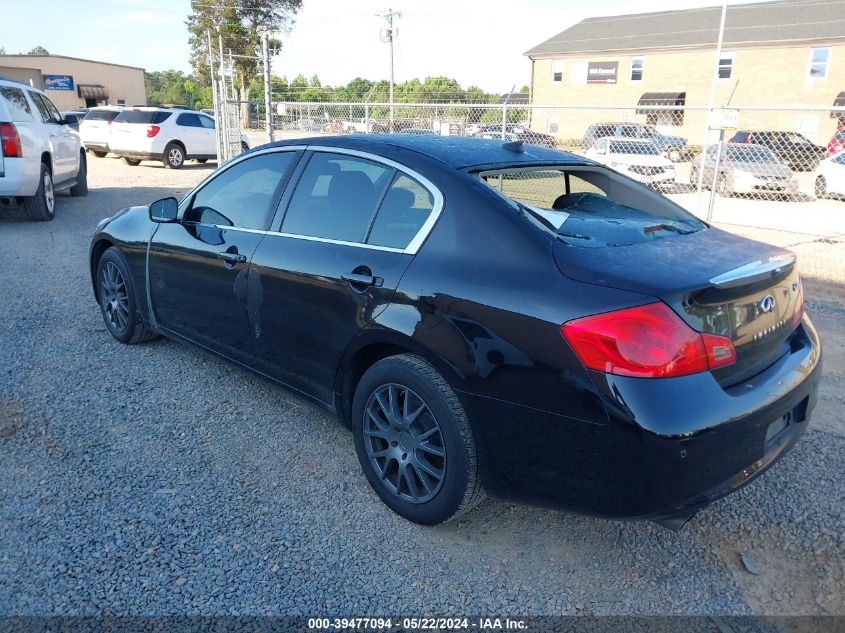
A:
[241,140,249,153]
[70,151,88,197]
[122,157,141,166]
[352,354,484,525]
[163,143,185,169]
[91,150,107,158]
[22,163,55,222]
[197,158,208,164]
[96,247,159,345]
[717,172,731,196]
[815,175,827,199]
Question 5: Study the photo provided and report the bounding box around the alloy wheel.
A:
[168,147,184,167]
[44,171,55,215]
[363,383,446,504]
[100,262,130,332]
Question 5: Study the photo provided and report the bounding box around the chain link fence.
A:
[223,98,844,288]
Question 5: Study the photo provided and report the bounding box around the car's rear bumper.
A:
[84,142,110,152]
[460,317,822,522]
[111,150,163,161]
[0,158,38,197]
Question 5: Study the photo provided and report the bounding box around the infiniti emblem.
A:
[760,295,776,313]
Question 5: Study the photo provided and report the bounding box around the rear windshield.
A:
[114,110,172,124]
[83,110,120,121]
[609,141,658,155]
[479,167,705,248]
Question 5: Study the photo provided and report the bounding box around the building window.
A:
[810,48,830,79]
[551,60,563,83]
[630,56,644,81]
[547,111,559,134]
[117,99,126,106]
[718,52,734,79]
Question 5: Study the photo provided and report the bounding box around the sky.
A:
[4,0,762,91]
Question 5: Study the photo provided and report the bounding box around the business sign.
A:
[42,75,74,91]
[708,108,740,129]
[586,62,618,84]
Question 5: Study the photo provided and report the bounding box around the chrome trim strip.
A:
[305,145,444,255]
[208,223,407,253]
[709,254,796,289]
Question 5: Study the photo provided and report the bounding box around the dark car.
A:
[60,110,87,131]
[473,124,557,149]
[89,136,821,529]
[583,122,689,161]
[729,130,826,171]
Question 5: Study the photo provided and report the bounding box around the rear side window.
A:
[115,110,172,124]
[0,87,34,121]
[480,167,704,248]
[83,110,120,122]
[281,153,392,243]
[176,113,202,127]
[186,152,296,230]
[367,174,435,249]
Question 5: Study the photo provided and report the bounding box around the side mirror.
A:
[149,197,179,223]
[59,117,70,125]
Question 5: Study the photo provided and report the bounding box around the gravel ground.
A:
[0,156,843,617]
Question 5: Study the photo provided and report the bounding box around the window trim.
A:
[809,47,831,80]
[717,51,734,81]
[629,56,644,82]
[178,145,444,256]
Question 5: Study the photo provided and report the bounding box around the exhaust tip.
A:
[653,510,698,531]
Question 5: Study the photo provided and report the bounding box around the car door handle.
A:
[217,251,246,264]
[341,272,383,288]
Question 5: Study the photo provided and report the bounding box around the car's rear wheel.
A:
[241,141,249,153]
[91,150,107,158]
[122,157,141,166]
[70,151,88,197]
[667,147,682,162]
[23,163,55,222]
[815,175,827,199]
[197,158,208,164]
[96,247,158,345]
[163,143,185,169]
[352,354,484,525]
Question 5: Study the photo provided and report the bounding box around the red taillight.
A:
[146,125,160,138]
[561,302,736,378]
[0,122,22,158]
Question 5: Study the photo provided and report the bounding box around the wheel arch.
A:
[40,151,52,172]
[89,237,116,301]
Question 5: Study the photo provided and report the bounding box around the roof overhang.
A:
[78,84,108,99]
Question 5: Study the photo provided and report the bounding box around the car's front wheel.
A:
[815,175,827,199]
[352,354,484,525]
[22,163,55,221]
[96,247,158,344]
[163,143,185,169]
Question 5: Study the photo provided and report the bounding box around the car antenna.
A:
[502,140,524,153]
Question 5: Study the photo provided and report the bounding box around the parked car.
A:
[691,143,798,198]
[79,106,122,157]
[585,137,675,190]
[399,128,437,135]
[473,124,557,149]
[813,152,845,199]
[728,130,826,171]
[583,122,689,162]
[108,107,249,168]
[825,129,845,157]
[0,77,88,221]
[60,110,87,132]
[89,135,819,529]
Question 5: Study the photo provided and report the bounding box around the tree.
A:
[27,46,49,55]
[186,0,303,107]
[0,47,6,55]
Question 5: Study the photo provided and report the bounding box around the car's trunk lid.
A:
[553,227,803,386]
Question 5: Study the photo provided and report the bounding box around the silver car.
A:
[690,143,798,197]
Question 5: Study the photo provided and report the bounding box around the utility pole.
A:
[261,31,273,143]
[377,8,401,131]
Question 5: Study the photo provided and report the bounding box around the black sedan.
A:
[89,135,821,528]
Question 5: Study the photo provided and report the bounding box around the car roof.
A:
[261,134,591,170]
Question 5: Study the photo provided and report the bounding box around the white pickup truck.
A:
[0,77,88,221]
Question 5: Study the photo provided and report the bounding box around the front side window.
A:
[0,87,34,122]
[186,152,296,229]
[199,115,215,129]
[551,60,563,83]
[30,92,62,123]
[630,56,644,81]
[810,47,830,79]
[281,152,393,243]
[718,52,734,79]
[480,166,704,248]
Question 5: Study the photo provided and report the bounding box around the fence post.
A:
[706,129,725,223]
[365,103,370,134]
[501,104,508,140]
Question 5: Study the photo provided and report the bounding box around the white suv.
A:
[585,137,676,190]
[79,106,122,157]
[0,78,88,220]
[109,107,249,169]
